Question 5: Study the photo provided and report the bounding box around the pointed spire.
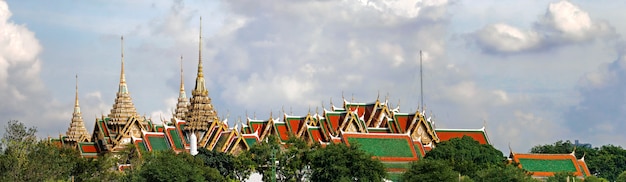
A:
[173,53,189,127]
[179,55,186,97]
[198,17,203,77]
[119,36,128,94]
[74,74,80,113]
[108,35,140,126]
[65,74,90,144]
[185,17,218,134]
[193,17,207,95]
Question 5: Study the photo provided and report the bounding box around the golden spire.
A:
[198,17,203,77]
[119,36,128,94]
[175,55,190,120]
[74,74,80,113]
[108,35,140,126]
[193,17,207,94]
[180,55,185,93]
[186,17,218,135]
[66,74,90,143]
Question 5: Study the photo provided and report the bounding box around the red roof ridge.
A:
[435,128,485,132]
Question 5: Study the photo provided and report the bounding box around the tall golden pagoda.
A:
[185,17,219,138]
[63,75,91,146]
[107,36,148,131]
[174,56,190,120]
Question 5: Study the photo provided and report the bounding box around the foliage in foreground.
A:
[247,135,386,182]
[424,136,505,178]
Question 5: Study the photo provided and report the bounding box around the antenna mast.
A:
[420,50,424,111]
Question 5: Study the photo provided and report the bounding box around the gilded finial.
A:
[180,55,184,91]
[197,17,203,77]
[120,36,125,84]
[75,74,79,108]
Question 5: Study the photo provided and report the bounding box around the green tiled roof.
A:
[347,137,414,158]
[147,136,169,151]
[168,129,184,149]
[136,141,147,152]
[244,138,258,147]
[518,158,577,172]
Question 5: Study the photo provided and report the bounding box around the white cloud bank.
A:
[0,0,64,134]
[470,1,614,54]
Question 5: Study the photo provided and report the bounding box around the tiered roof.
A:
[107,36,143,126]
[510,151,591,178]
[64,75,90,144]
[174,56,190,120]
[186,17,218,133]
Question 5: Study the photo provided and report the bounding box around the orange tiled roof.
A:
[510,152,590,178]
[435,128,490,145]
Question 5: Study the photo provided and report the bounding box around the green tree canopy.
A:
[131,150,226,182]
[545,172,575,182]
[473,164,537,182]
[617,171,626,182]
[584,175,609,182]
[195,148,236,179]
[402,159,458,182]
[425,136,505,177]
[309,143,386,182]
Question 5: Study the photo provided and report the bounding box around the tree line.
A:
[1,120,625,181]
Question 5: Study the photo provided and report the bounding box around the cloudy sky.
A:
[2,0,625,152]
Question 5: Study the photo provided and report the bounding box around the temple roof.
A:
[186,17,218,133]
[107,36,140,125]
[435,127,490,145]
[341,132,420,162]
[174,56,190,120]
[510,152,591,178]
[65,75,90,143]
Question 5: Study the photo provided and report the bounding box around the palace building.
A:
[51,18,589,179]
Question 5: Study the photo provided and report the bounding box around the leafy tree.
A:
[0,120,39,181]
[21,141,79,181]
[474,165,537,182]
[72,153,124,182]
[1,120,37,145]
[546,172,575,182]
[309,143,386,182]
[195,148,236,179]
[402,159,457,182]
[617,171,626,182]
[131,150,226,182]
[584,175,609,182]
[592,145,626,181]
[248,135,284,181]
[280,136,315,182]
[233,151,255,181]
[425,136,504,178]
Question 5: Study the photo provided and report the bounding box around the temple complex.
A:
[51,18,590,180]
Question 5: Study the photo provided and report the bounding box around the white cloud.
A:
[470,0,615,54]
[474,23,541,53]
[0,0,65,136]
